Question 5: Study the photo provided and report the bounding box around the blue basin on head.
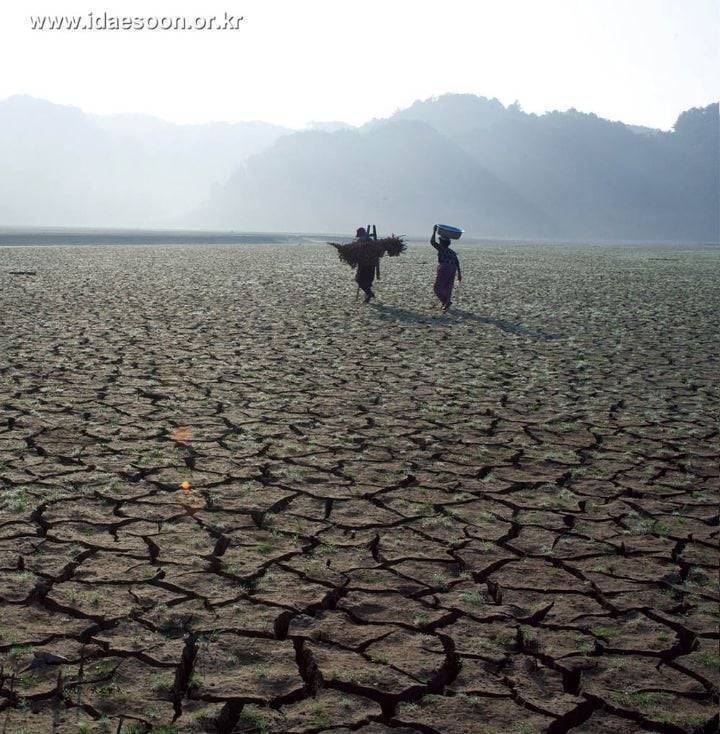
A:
[436,224,463,240]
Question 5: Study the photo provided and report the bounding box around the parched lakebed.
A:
[0,242,718,733]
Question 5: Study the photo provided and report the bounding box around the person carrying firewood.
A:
[355,224,381,303]
[327,227,405,300]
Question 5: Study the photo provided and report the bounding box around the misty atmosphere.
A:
[1,93,718,242]
[2,2,720,733]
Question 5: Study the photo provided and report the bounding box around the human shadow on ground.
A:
[370,303,560,340]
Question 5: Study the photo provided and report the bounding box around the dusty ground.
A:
[0,242,718,734]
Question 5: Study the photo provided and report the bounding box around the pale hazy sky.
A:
[1,0,717,129]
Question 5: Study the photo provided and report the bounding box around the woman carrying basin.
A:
[430,223,463,311]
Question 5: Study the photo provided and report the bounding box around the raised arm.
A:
[372,224,377,241]
[430,224,439,250]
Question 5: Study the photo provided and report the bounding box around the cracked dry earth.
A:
[0,242,718,734]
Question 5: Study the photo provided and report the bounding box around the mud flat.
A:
[0,242,718,733]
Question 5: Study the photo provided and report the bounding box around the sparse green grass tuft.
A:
[239,708,268,733]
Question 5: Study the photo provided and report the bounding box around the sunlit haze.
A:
[1,0,718,129]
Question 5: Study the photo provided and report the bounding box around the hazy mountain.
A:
[0,95,289,227]
[1,93,717,242]
[371,94,519,138]
[305,121,354,133]
[393,95,719,242]
[199,94,719,242]
[196,119,553,237]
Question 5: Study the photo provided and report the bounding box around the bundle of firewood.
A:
[380,235,407,257]
[328,235,406,268]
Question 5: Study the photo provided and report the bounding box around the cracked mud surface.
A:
[0,242,718,734]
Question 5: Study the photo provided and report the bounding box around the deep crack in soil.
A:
[0,242,718,733]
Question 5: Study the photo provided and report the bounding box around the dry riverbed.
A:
[0,242,718,733]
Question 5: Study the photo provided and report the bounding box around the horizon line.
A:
[3,91,715,133]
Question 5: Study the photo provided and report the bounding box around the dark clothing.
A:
[430,236,461,308]
[356,262,376,289]
[436,246,460,268]
[355,238,380,301]
[434,262,457,307]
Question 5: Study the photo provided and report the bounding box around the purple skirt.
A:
[434,262,457,305]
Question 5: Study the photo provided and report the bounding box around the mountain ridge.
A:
[1,93,717,242]
[196,94,719,242]
[0,95,291,227]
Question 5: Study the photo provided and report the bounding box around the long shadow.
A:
[450,308,560,340]
[370,303,560,340]
[369,303,444,325]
